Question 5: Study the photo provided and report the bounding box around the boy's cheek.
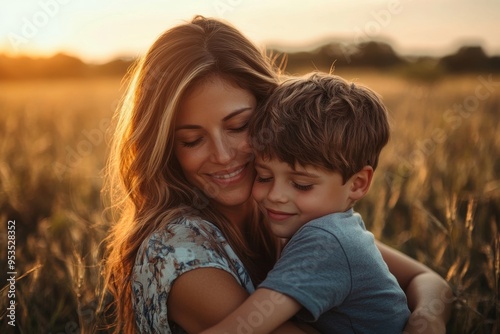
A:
[251,182,267,203]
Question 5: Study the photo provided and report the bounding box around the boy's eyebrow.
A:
[175,107,252,131]
[290,170,320,178]
[255,162,270,170]
[255,162,320,178]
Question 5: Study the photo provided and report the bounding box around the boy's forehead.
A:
[255,155,292,168]
[255,155,322,174]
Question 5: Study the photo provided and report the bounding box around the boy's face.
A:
[252,156,354,238]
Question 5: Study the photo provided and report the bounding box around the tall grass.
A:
[0,73,498,333]
[350,71,500,333]
[0,78,120,333]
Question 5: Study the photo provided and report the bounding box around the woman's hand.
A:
[401,272,455,334]
[403,305,447,334]
[376,242,454,334]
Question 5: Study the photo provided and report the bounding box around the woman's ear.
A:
[349,166,373,202]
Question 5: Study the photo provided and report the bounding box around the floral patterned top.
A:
[132,217,255,333]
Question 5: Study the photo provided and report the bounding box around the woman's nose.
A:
[211,134,235,164]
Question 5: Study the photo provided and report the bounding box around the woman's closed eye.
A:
[228,121,249,133]
[180,137,203,148]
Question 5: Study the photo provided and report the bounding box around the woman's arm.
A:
[168,268,306,333]
[377,241,454,334]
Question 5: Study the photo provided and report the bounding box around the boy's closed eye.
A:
[255,175,273,183]
[292,182,313,191]
[255,175,314,192]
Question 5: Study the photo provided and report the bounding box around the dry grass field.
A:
[0,71,498,333]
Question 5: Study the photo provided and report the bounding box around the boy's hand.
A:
[294,321,321,334]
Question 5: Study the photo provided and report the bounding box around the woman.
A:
[103,16,452,333]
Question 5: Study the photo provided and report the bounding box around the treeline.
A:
[1,42,499,80]
[0,53,133,80]
[279,42,500,74]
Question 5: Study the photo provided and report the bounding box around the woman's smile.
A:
[208,163,248,185]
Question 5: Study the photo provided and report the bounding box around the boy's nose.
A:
[267,183,288,203]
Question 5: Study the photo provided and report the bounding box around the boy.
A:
[202,73,410,333]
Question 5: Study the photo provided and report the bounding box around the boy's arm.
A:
[200,288,303,334]
[377,241,454,333]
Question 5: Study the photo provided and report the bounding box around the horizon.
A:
[1,0,500,63]
[0,39,496,67]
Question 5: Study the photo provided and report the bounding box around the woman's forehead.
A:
[177,76,256,123]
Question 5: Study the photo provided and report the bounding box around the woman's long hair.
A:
[101,16,281,333]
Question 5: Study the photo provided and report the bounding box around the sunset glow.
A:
[1,0,499,62]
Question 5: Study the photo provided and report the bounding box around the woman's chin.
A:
[212,189,252,208]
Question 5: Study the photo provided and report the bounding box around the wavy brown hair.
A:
[101,16,280,333]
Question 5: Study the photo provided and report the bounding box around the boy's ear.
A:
[349,166,373,201]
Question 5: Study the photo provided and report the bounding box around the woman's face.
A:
[174,76,256,209]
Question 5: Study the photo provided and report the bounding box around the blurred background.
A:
[0,0,499,333]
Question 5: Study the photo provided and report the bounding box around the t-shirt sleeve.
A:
[132,218,249,332]
[258,226,352,322]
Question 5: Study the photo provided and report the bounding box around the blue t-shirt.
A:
[259,209,410,333]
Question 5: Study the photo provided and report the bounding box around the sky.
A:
[1,0,499,63]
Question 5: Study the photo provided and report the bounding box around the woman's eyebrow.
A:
[175,107,252,131]
[175,124,202,131]
[222,107,253,121]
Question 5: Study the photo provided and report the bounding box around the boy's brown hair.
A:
[249,72,390,183]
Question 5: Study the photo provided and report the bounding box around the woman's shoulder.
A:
[134,215,234,271]
[163,215,223,238]
[132,217,254,332]
[132,215,253,293]
[144,216,226,252]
